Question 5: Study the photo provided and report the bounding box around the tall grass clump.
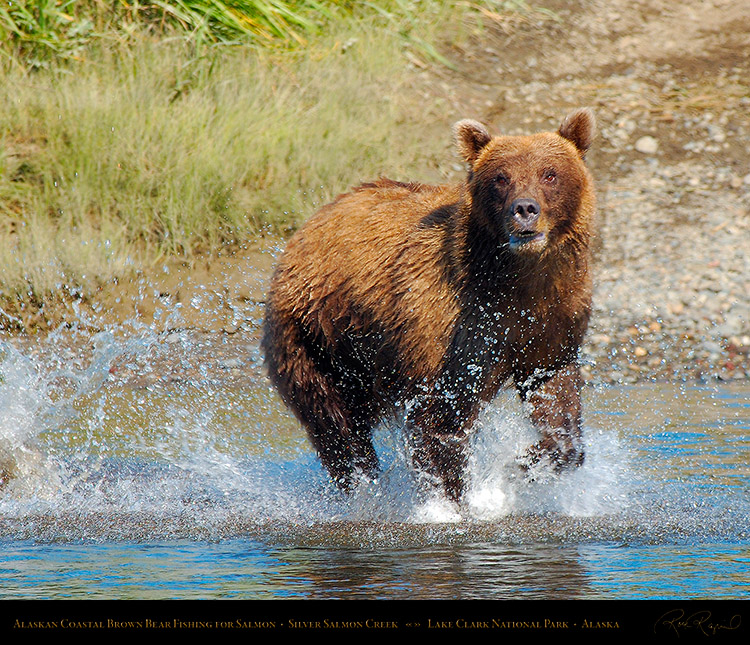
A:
[0,1,486,65]
[0,1,334,66]
[0,32,440,300]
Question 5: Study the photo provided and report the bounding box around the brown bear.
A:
[262,108,596,503]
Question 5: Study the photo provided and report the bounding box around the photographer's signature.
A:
[655,609,742,638]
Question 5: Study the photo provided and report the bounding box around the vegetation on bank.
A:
[0,1,542,319]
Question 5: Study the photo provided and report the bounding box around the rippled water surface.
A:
[1,328,748,600]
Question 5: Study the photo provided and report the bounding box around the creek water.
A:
[0,325,748,601]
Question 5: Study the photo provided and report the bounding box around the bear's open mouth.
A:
[509,231,546,249]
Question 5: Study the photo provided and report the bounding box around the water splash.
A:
[1,324,749,547]
[467,419,628,520]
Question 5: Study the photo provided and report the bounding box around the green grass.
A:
[0,1,486,66]
[0,1,329,64]
[0,1,544,320]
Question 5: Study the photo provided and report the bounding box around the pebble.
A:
[634,136,659,154]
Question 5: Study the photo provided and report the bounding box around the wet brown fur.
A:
[262,109,597,502]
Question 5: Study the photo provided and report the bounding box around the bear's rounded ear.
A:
[558,108,596,156]
[454,119,492,166]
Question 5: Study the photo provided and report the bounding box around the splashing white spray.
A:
[0,326,674,536]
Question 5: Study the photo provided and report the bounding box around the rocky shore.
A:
[583,155,750,385]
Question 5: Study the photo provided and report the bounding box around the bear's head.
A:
[454,109,596,256]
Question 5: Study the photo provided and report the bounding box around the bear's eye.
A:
[495,174,510,187]
[542,169,557,184]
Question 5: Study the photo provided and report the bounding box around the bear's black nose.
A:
[510,198,541,228]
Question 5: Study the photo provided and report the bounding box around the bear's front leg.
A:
[406,394,478,503]
[514,363,585,475]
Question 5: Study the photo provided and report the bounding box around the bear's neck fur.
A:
[434,185,593,388]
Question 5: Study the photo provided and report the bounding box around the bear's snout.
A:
[510,198,541,229]
[507,197,547,251]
